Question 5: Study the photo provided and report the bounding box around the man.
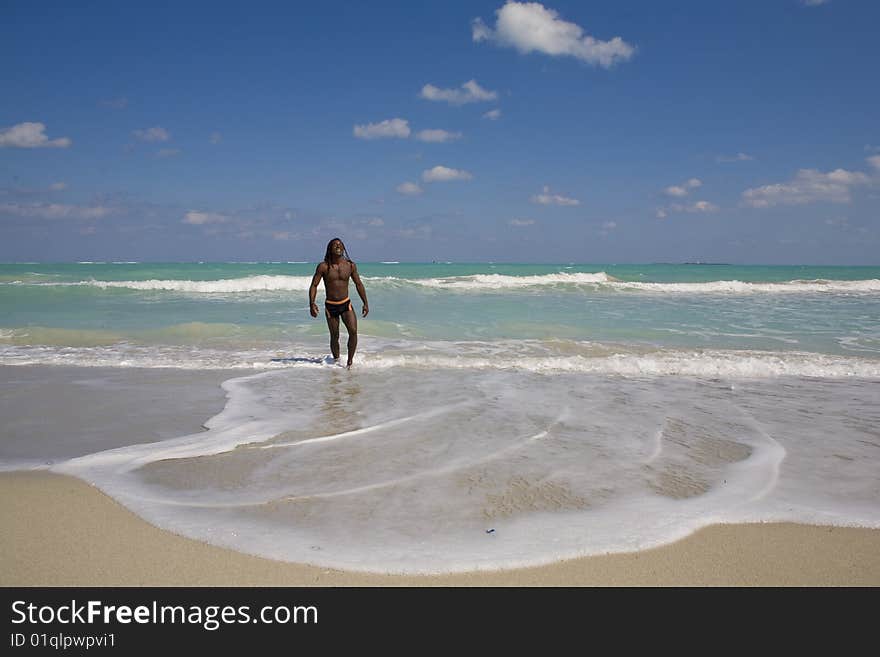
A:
[308,238,369,368]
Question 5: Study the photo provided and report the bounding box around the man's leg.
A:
[340,307,358,368]
[325,310,341,361]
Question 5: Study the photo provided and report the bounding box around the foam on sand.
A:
[40,367,880,574]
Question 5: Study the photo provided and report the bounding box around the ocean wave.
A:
[75,275,313,293]
[2,344,877,378]
[610,278,880,294]
[408,272,617,289]
[360,350,880,378]
[7,272,880,294]
[403,274,880,293]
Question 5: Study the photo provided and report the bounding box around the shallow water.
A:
[41,368,880,573]
[1,262,878,572]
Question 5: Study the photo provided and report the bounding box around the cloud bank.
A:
[742,163,874,207]
[183,211,229,225]
[0,202,112,219]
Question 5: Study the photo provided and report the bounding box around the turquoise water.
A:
[1,262,879,366]
[2,262,879,572]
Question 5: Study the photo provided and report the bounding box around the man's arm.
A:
[308,263,326,318]
[351,263,369,317]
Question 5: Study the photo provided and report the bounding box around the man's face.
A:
[331,241,344,256]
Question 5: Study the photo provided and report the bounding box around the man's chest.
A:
[325,264,351,282]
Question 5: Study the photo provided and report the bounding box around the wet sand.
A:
[2,470,878,586]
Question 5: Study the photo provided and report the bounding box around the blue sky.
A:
[2,0,878,263]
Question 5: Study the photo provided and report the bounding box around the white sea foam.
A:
[609,278,880,294]
[44,368,880,573]
[74,275,314,293]
[359,350,880,378]
[10,272,880,294]
[409,272,616,289]
[404,274,880,293]
[2,342,878,378]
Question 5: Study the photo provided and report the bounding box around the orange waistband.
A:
[325,296,350,305]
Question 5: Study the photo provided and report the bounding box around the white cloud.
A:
[396,181,423,195]
[689,201,718,213]
[668,201,718,213]
[657,199,719,216]
[133,127,170,142]
[49,182,67,191]
[419,80,498,105]
[0,122,72,148]
[367,217,385,226]
[422,166,473,183]
[530,185,580,206]
[209,132,222,144]
[483,109,502,120]
[156,148,180,158]
[415,129,463,143]
[353,118,411,140]
[742,166,872,207]
[182,210,228,225]
[664,178,702,197]
[472,2,636,68]
[509,218,535,226]
[716,152,754,163]
[801,0,829,6]
[0,202,111,219]
[868,155,880,170]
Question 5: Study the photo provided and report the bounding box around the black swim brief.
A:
[325,297,353,318]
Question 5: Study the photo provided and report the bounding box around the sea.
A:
[1,261,879,573]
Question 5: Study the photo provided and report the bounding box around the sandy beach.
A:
[2,470,878,587]
[2,367,879,587]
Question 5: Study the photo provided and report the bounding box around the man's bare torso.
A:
[320,260,353,301]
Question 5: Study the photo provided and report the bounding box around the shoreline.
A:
[2,471,878,586]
